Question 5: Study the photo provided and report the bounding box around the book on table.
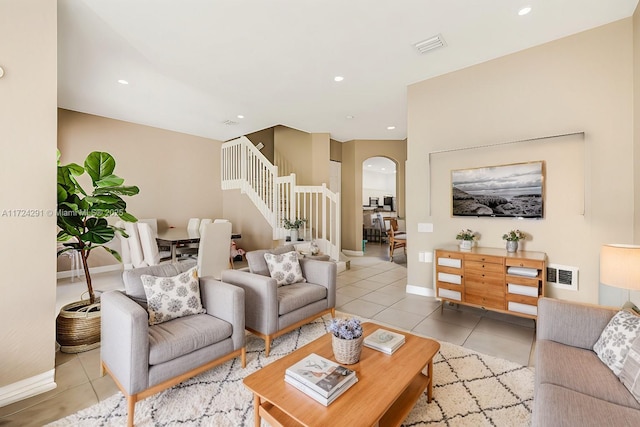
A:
[363,328,405,355]
[285,353,356,398]
[285,374,358,406]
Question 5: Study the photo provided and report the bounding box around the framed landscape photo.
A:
[451,161,544,218]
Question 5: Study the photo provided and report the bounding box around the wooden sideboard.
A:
[434,246,546,319]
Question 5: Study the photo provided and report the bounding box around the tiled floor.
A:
[0,243,536,426]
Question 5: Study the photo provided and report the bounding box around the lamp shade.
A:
[600,244,640,291]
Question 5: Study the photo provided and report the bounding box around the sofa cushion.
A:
[148,313,232,365]
[246,245,295,276]
[278,283,327,315]
[619,334,640,403]
[533,383,640,427]
[264,251,306,286]
[141,266,206,325]
[537,339,640,409]
[593,309,640,376]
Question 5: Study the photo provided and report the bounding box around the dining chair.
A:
[199,218,213,235]
[388,226,407,262]
[197,221,232,280]
[176,218,201,259]
[138,222,171,266]
[115,220,133,270]
[123,221,147,268]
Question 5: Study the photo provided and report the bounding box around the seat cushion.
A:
[246,245,295,276]
[278,283,327,315]
[537,339,640,409]
[148,314,233,365]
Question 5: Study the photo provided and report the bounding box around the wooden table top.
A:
[243,322,440,427]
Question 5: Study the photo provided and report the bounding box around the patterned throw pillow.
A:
[140,266,206,325]
[264,251,306,286]
[593,309,640,376]
[619,334,640,403]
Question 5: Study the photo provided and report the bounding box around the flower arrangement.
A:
[502,229,526,242]
[455,229,476,241]
[328,317,363,340]
[283,217,306,230]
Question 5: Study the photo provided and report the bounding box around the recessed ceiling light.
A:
[518,6,532,16]
[334,76,344,82]
[367,164,372,167]
[117,79,129,85]
[387,126,396,130]
[346,115,354,119]
[237,115,244,119]
[381,168,386,171]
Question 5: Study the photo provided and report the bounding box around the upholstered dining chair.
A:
[221,245,336,356]
[138,222,171,265]
[101,262,246,427]
[176,218,201,259]
[199,218,212,235]
[123,221,147,268]
[197,221,232,280]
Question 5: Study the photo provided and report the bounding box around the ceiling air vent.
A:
[414,34,446,54]
[222,120,239,126]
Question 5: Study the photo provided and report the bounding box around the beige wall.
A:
[407,19,634,304]
[58,109,223,230]
[634,8,640,245]
[0,0,58,398]
[341,139,407,252]
[273,126,313,183]
[246,127,275,163]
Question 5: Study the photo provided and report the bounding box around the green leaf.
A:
[102,246,122,263]
[85,152,115,185]
[95,174,124,188]
[81,218,115,244]
[57,184,68,203]
[94,185,140,196]
[118,212,138,222]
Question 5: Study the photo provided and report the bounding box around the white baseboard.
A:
[406,284,435,297]
[342,250,363,257]
[0,370,56,408]
[57,263,122,280]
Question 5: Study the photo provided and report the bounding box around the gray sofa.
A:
[221,246,336,356]
[101,261,245,426]
[533,297,640,426]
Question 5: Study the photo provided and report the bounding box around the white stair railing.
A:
[221,136,341,259]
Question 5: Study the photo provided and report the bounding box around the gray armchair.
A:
[221,247,336,356]
[101,262,245,427]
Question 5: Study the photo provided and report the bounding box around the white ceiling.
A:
[57,0,639,143]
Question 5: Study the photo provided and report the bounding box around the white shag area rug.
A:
[48,315,534,426]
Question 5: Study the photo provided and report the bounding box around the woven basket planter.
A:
[56,300,101,354]
[332,334,364,364]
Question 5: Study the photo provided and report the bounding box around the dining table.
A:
[156,228,242,263]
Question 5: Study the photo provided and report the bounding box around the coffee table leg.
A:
[253,394,261,427]
[426,359,434,403]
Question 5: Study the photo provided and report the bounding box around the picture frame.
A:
[451,161,544,218]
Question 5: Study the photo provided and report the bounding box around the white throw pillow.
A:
[593,309,640,376]
[264,251,306,286]
[619,334,640,403]
[141,266,206,325]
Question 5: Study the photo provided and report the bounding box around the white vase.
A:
[506,240,518,252]
[459,240,472,250]
[290,229,299,242]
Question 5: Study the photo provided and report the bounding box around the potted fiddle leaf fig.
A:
[56,150,139,353]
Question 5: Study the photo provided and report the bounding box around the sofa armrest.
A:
[101,290,150,395]
[221,269,279,334]
[537,297,617,349]
[299,259,337,309]
[200,278,245,351]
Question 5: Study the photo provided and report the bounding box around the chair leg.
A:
[127,396,136,427]
[330,308,336,318]
[99,361,105,377]
[265,336,271,357]
[241,347,246,368]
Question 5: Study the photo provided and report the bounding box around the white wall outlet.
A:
[418,252,433,263]
[418,223,433,232]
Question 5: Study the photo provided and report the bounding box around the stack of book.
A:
[285,353,358,406]
[363,328,405,355]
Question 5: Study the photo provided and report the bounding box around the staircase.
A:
[221,136,342,261]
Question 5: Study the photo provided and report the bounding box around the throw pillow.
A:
[619,334,640,403]
[593,309,640,376]
[140,266,206,325]
[246,245,296,276]
[264,251,306,286]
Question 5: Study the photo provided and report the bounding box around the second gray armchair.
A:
[221,246,336,356]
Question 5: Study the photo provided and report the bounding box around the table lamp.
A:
[600,244,640,305]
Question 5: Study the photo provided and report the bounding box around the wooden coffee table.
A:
[243,322,440,427]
